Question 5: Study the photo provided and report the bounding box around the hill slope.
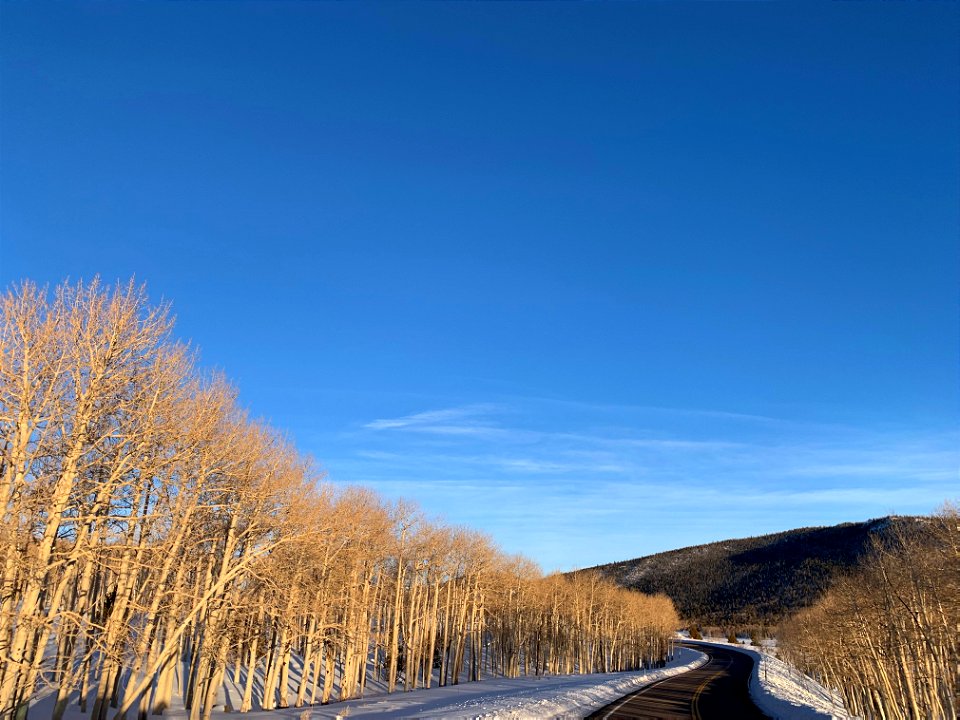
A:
[586,516,916,627]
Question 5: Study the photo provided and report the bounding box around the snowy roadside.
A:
[685,639,851,720]
[182,646,706,720]
[471,646,707,720]
[31,639,850,720]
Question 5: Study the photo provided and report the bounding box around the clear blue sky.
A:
[2,2,957,570]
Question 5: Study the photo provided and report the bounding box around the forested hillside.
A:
[587,517,919,626]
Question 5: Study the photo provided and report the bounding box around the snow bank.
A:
[688,639,851,720]
[473,646,708,720]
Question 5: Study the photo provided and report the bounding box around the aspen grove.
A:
[779,507,959,720]
[0,280,679,720]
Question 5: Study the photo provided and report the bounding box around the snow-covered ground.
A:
[32,647,707,720]
[686,639,852,720]
[31,639,853,719]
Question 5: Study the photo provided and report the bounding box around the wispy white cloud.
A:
[401,424,507,438]
[494,458,626,474]
[612,438,744,451]
[353,448,626,475]
[363,405,743,452]
[509,394,810,427]
[751,486,955,506]
[365,405,496,430]
[356,403,956,487]
[333,400,959,570]
[783,463,956,480]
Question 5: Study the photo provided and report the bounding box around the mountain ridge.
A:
[582,515,919,627]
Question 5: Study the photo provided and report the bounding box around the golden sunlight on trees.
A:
[0,279,679,720]
[779,505,959,719]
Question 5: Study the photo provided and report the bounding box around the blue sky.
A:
[1,2,957,570]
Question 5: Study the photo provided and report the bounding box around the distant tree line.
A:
[779,508,958,720]
[0,279,679,720]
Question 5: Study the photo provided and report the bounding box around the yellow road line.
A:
[691,659,731,720]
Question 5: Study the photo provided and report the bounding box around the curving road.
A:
[586,643,771,719]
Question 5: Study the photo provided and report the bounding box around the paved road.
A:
[586,643,770,719]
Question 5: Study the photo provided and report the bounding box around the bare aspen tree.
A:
[781,506,959,720]
[0,278,681,720]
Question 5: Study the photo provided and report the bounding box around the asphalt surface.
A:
[585,643,771,720]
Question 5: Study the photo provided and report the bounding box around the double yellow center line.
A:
[691,657,732,720]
